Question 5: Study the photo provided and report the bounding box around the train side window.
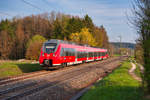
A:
[84,52,86,58]
[80,52,82,58]
[77,51,79,58]
[94,52,95,57]
[89,52,91,57]
[71,48,74,56]
[64,48,66,56]
[79,51,80,58]
[70,48,72,56]
[67,48,70,56]
[82,52,84,58]
[80,51,81,58]
[69,48,72,56]
[68,48,71,56]
[80,52,81,58]
[85,52,87,58]
[73,49,75,56]
[83,52,84,58]
[65,48,68,56]
[71,48,75,56]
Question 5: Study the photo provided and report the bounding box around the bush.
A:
[26,35,46,60]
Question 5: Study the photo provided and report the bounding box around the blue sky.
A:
[0,0,137,43]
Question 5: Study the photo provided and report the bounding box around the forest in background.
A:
[0,12,109,60]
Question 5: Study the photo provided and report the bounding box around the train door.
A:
[74,49,78,64]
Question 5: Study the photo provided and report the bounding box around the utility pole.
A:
[118,35,122,48]
[118,35,122,55]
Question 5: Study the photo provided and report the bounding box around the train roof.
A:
[45,39,107,51]
[45,39,89,46]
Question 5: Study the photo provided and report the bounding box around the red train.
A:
[39,39,108,68]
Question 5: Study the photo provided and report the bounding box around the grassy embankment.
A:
[0,61,42,78]
[113,54,121,57]
[80,59,145,100]
[135,64,142,78]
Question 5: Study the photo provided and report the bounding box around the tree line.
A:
[0,12,109,60]
[134,0,150,93]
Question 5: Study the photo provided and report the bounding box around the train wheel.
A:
[61,63,65,68]
[82,61,85,64]
[65,63,67,67]
[61,63,67,68]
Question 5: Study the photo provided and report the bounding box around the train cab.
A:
[39,40,58,67]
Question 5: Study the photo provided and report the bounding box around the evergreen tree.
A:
[65,17,83,39]
[52,18,63,39]
[83,14,94,33]
[0,19,15,59]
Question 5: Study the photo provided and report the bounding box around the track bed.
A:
[0,57,126,100]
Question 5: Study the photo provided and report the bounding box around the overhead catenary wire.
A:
[21,0,44,11]
[42,0,59,12]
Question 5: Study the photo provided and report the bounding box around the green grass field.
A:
[0,62,42,78]
[80,60,144,100]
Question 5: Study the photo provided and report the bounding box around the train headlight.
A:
[53,54,55,56]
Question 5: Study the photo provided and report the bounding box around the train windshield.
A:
[44,43,57,54]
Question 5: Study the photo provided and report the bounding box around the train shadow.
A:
[16,63,43,73]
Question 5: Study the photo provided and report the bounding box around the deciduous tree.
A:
[26,35,46,60]
[70,28,97,46]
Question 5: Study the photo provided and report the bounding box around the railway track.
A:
[0,57,125,100]
[0,71,50,86]
[0,57,120,86]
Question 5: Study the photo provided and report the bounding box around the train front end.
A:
[39,40,58,67]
